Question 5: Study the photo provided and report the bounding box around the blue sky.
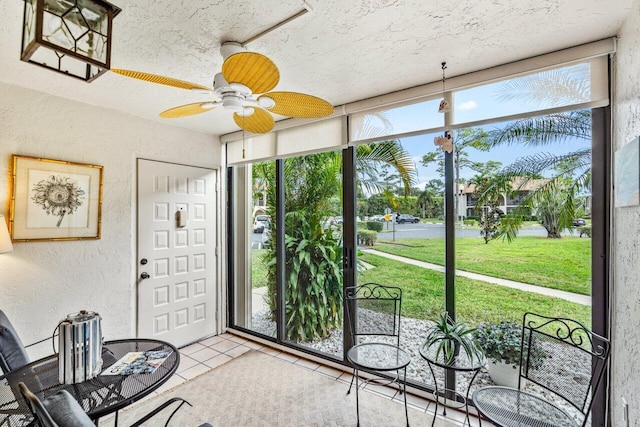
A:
[371,63,592,189]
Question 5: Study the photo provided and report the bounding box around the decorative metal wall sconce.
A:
[21,0,121,82]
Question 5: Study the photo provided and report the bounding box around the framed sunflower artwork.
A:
[9,155,103,241]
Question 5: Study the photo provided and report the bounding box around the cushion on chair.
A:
[43,390,94,427]
[0,310,30,373]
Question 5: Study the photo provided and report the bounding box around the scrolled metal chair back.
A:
[345,283,402,347]
[519,312,610,422]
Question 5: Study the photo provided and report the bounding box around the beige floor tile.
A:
[315,365,344,379]
[275,352,299,363]
[392,392,430,412]
[258,346,282,357]
[176,355,200,372]
[218,333,235,340]
[179,343,207,355]
[189,347,222,362]
[294,358,320,370]
[363,381,398,398]
[243,340,264,350]
[227,335,249,344]
[179,363,212,380]
[198,335,225,347]
[204,353,233,368]
[225,344,250,358]
[210,339,240,353]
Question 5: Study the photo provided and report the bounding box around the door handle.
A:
[140,272,150,280]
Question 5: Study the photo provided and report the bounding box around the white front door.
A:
[137,159,218,347]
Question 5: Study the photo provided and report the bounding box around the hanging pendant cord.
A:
[441,61,447,93]
[242,113,246,159]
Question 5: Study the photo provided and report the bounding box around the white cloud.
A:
[458,100,478,110]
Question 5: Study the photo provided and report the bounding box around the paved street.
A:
[252,222,582,246]
[377,222,556,239]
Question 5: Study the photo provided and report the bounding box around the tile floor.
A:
[141,332,491,427]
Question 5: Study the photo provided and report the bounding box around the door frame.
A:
[134,157,223,343]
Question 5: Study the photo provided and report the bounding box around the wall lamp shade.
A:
[21,0,121,82]
[0,215,14,254]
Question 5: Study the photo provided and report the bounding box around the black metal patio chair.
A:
[472,312,610,427]
[18,382,212,427]
[0,310,30,375]
[345,283,411,427]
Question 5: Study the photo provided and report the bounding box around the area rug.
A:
[109,350,455,427]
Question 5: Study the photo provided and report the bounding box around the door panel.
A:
[137,159,218,347]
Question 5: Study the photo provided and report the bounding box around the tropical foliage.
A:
[256,128,418,341]
[423,312,483,365]
[478,66,592,240]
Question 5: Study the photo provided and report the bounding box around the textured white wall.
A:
[612,1,640,425]
[0,81,221,359]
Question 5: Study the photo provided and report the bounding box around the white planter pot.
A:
[487,360,520,388]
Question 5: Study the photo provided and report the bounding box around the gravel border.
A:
[250,308,586,424]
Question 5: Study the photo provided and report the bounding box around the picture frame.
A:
[614,137,640,208]
[9,155,103,241]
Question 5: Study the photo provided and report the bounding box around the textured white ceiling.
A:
[0,0,632,137]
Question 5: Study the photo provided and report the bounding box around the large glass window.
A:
[355,133,445,389]
[231,161,277,338]
[282,151,344,358]
[228,58,606,412]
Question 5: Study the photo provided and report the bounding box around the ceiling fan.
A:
[111,42,334,134]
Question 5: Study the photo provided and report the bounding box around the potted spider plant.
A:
[424,312,482,365]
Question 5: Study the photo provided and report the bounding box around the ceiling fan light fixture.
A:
[222,96,245,112]
[229,82,252,95]
[237,107,255,117]
[258,96,276,109]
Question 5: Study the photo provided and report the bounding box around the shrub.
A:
[356,221,367,229]
[366,221,383,232]
[463,219,476,226]
[266,213,343,342]
[578,225,591,238]
[466,215,478,221]
[474,321,522,365]
[357,229,377,246]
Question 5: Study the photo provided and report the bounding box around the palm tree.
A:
[481,66,592,240]
[422,127,490,221]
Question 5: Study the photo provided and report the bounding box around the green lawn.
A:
[251,249,269,288]
[374,236,591,295]
[359,252,591,327]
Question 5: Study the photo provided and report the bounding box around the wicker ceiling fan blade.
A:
[260,91,334,118]
[111,69,213,92]
[233,107,274,134]
[159,102,219,118]
[222,52,280,94]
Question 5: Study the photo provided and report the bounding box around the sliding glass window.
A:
[230,161,277,338]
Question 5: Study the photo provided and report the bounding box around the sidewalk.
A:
[362,249,591,306]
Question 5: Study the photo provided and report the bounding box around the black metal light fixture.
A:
[21,0,121,82]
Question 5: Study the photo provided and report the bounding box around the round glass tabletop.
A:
[419,341,486,371]
[347,342,411,371]
[473,386,579,427]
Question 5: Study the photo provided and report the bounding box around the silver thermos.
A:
[56,310,103,384]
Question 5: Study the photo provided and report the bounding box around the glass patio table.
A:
[419,341,486,427]
[0,338,179,426]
